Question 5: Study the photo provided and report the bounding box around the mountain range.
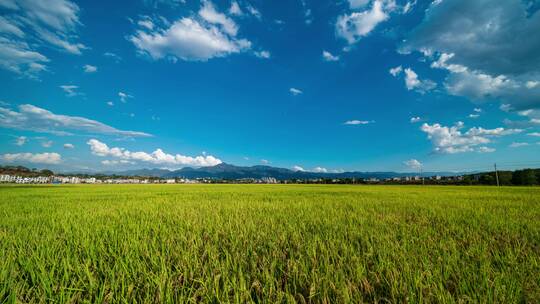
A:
[108,163,465,180]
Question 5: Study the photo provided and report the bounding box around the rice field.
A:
[0,184,539,303]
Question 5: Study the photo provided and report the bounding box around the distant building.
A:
[261,177,278,184]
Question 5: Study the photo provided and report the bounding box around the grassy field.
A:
[0,185,539,303]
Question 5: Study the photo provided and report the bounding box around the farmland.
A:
[1,185,539,303]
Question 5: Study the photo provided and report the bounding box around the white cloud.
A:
[0,0,85,77]
[344,120,373,125]
[404,68,436,93]
[468,114,479,119]
[41,140,53,148]
[83,64,97,73]
[63,143,74,149]
[0,16,24,37]
[509,142,529,148]
[289,88,303,95]
[101,159,134,166]
[527,132,540,137]
[410,116,421,123]
[403,0,540,77]
[0,104,151,137]
[336,0,389,44]
[143,0,185,8]
[60,85,80,97]
[0,152,61,164]
[322,50,339,62]
[199,1,238,36]
[260,159,269,164]
[254,50,270,59]
[348,0,370,9]
[313,167,328,173]
[0,37,49,78]
[229,1,242,16]
[429,53,540,111]
[137,19,154,31]
[401,0,540,112]
[118,92,132,103]
[15,136,27,146]
[129,2,252,62]
[245,4,261,20]
[402,1,416,14]
[103,52,121,62]
[420,121,521,154]
[478,146,495,153]
[106,101,114,106]
[526,81,539,89]
[473,108,482,113]
[404,159,422,170]
[292,165,305,172]
[87,139,221,167]
[389,65,402,77]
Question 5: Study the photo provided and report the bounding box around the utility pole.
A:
[421,167,425,185]
[494,163,500,187]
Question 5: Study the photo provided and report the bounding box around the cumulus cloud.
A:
[63,143,74,149]
[313,167,328,173]
[0,104,151,137]
[389,65,402,77]
[403,68,436,93]
[322,50,339,62]
[404,159,422,170]
[336,0,389,44]
[83,64,97,73]
[87,139,221,167]
[0,152,61,164]
[344,120,373,125]
[199,1,237,36]
[292,165,305,172]
[15,135,27,146]
[289,88,303,95]
[390,66,435,93]
[129,1,252,62]
[410,116,421,123]
[421,121,521,154]
[260,159,270,164]
[401,0,540,111]
[0,0,85,77]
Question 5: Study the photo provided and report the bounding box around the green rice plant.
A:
[0,185,539,303]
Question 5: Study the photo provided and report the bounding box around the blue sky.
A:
[1,0,540,173]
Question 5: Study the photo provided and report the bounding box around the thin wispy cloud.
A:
[0,104,151,137]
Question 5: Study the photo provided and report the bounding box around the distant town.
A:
[1,165,539,186]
